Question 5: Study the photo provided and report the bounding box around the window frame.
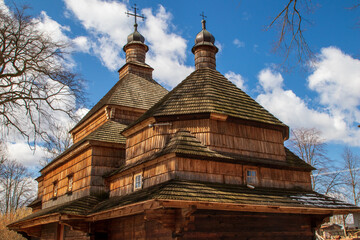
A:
[134,173,143,191]
[67,173,74,194]
[245,168,258,186]
[53,180,59,199]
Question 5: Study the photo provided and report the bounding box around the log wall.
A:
[41,144,125,208]
[91,210,318,240]
[110,157,311,197]
[126,119,286,165]
[42,148,93,208]
[182,210,315,240]
[109,157,176,197]
[63,225,89,240]
[108,214,146,240]
[40,223,57,240]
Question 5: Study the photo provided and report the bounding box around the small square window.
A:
[134,174,142,190]
[246,170,257,185]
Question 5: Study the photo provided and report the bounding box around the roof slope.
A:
[9,196,101,226]
[91,179,358,214]
[72,73,168,131]
[128,68,286,130]
[41,120,127,173]
[106,130,313,178]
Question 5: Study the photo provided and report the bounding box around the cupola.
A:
[192,19,218,70]
[123,23,149,63]
[119,5,154,80]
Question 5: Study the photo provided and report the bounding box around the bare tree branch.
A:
[267,0,314,65]
[0,5,86,147]
[287,128,340,194]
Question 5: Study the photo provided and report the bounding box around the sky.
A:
[2,0,360,173]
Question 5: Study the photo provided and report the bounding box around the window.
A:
[53,181,58,198]
[134,174,142,190]
[67,174,73,193]
[246,170,257,185]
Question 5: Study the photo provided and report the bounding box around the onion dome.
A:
[123,23,149,63]
[194,20,215,45]
[127,23,145,44]
[192,19,218,70]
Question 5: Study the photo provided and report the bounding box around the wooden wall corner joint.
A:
[174,205,197,237]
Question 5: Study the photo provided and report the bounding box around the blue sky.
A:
[2,0,360,170]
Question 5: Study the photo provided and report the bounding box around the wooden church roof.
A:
[126,68,287,132]
[107,130,313,179]
[41,120,127,173]
[91,179,359,215]
[72,72,168,131]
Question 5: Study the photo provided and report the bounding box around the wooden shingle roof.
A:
[127,68,286,131]
[41,120,127,173]
[10,196,101,226]
[90,179,358,214]
[72,73,168,131]
[106,130,313,178]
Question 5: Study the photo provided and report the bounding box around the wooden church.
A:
[9,11,359,240]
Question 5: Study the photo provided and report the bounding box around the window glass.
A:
[246,170,257,185]
[134,174,142,190]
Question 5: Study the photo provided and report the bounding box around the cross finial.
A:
[125,4,145,31]
[200,12,207,29]
[200,12,207,21]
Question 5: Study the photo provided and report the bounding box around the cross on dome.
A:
[125,4,145,31]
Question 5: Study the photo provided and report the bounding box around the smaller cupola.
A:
[192,16,218,70]
[123,23,149,63]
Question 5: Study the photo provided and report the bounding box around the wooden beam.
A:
[122,117,156,137]
[210,113,228,121]
[159,199,360,215]
[88,199,162,221]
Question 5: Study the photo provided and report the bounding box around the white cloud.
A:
[5,142,47,170]
[225,71,246,90]
[73,36,91,53]
[233,38,245,48]
[64,1,193,88]
[256,61,360,146]
[308,47,360,122]
[36,11,71,43]
[258,68,283,92]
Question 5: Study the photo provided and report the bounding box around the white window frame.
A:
[246,169,257,185]
[134,173,143,190]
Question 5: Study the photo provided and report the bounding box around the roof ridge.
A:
[124,68,286,133]
[71,73,168,132]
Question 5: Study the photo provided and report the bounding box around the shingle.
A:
[12,196,101,224]
[41,120,127,172]
[90,179,358,214]
[72,73,168,131]
[105,131,312,178]
[126,68,286,131]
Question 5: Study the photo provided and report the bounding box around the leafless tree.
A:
[41,122,73,166]
[0,159,35,215]
[287,128,340,194]
[267,1,360,64]
[267,0,313,64]
[0,5,85,146]
[342,146,360,206]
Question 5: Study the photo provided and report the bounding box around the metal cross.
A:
[125,4,145,26]
[200,12,207,21]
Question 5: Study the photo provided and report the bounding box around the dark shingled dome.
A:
[127,24,145,43]
[195,20,215,44]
